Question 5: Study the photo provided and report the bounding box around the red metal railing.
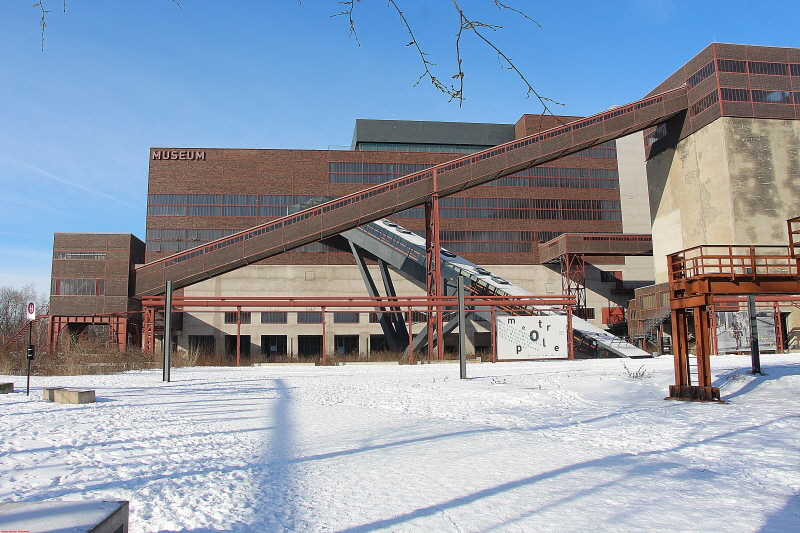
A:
[788,216,800,258]
[668,245,797,282]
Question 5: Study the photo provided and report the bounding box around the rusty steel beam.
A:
[425,184,444,361]
[140,295,575,309]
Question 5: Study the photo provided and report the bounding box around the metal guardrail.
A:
[668,245,797,281]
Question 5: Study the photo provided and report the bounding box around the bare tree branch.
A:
[492,0,541,27]
[332,1,360,45]
[336,1,560,112]
[450,0,562,112]
[32,1,181,51]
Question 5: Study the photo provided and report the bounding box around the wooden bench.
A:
[43,387,96,404]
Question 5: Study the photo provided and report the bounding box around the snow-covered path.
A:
[2,355,799,532]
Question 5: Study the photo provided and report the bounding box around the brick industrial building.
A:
[46,42,800,366]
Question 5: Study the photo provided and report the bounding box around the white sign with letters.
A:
[496,315,568,359]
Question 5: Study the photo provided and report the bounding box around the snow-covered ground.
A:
[2,354,799,533]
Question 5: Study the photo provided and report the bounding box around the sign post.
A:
[163,281,173,382]
[458,275,466,379]
[747,295,762,375]
[25,301,36,396]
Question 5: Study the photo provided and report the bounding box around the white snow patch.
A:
[2,354,799,532]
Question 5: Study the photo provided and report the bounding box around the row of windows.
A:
[720,87,800,104]
[51,278,105,296]
[689,90,719,117]
[53,251,107,260]
[645,123,669,147]
[328,162,433,184]
[356,142,492,153]
[441,230,535,253]
[223,311,362,324]
[151,168,620,218]
[685,58,800,92]
[486,167,619,189]
[371,199,621,221]
[565,141,617,158]
[439,197,619,210]
[437,209,621,221]
[717,59,799,77]
[147,195,322,217]
[146,229,341,253]
[687,60,716,88]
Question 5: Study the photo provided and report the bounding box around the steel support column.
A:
[236,306,242,367]
[407,307,414,365]
[561,253,586,317]
[378,258,409,343]
[708,305,718,356]
[671,308,689,387]
[694,305,713,387]
[349,242,407,351]
[425,174,444,361]
[321,307,327,366]
[774,303,785,353]
[567,307,574,360]
[491,307,497,363]
[143,306,156,354]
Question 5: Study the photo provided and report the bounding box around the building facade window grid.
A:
[53,251,107,260]
[147,194,323,217]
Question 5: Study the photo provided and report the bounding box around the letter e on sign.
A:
[26,301,36,321]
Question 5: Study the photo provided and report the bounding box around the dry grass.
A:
[0,341,480,376]
[0,338,161,376]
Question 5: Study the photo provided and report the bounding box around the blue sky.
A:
[1,0,798,295]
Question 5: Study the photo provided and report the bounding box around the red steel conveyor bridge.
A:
[132,85,689,297]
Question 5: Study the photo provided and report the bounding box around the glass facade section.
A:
[261,312,288,324]
[298,312,323,324]
[717,59,747,73]
[329,162,433,184]
[356,142,490,153]
[686,60,715,88]
[224,311,251,324]
[689,90,719,117]
[333,312,360,323]
[438,197,621,221]
[147,194,325,218]
[751,90,792,104]
[51,278,104,296]
[441,231,535,253]
[487,167,619,189]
